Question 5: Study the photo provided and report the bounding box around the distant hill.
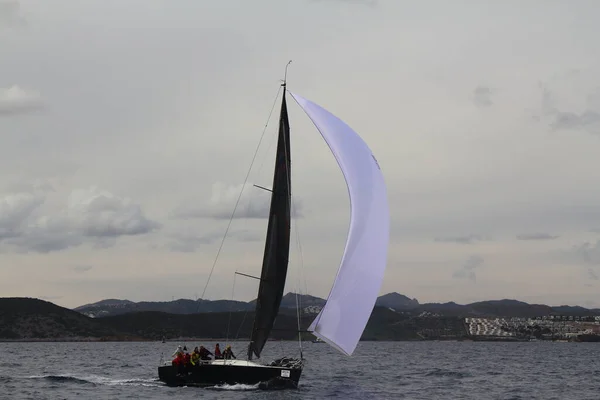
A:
[2,296,600,342]
[75,298,255,318]
[74,299,134,310]
[74,292,600,319]
[0,297,416,341]
[0,297,131,340]
[76,293,323,318]
[376,292,419,310]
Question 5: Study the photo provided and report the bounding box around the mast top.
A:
[282,60,292,87]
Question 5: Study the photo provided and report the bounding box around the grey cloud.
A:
[5,222,82,253]
[0,1,25,27]
[171,182,303,220]
[435,234,490,244]
[473,86,493,107]
[1,186,159,253]
[588,268,599,281]
[166,232,219,253]
[310,0,377,7]
[166,229,261,253]
[68,187,161,238]
[551,110,600,133]
[453,255,484,282]
[232,229,261,242]
[72,265,93,273]
[92,238,117,249]
[0,191,45,239]
[0,86,43,116]
[577,241,599,265]
[558,241,600,270]
[516,233,559,240]
[538,83,600,135]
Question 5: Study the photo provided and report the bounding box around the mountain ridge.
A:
[73,292,600,318]
[2,296,600,342]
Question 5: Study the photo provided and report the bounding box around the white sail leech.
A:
[289,91,390,356]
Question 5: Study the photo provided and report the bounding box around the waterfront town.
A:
[464,315,600,341]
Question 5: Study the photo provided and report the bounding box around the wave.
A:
[0,362,21,368]
[29,375,93,385]
[25,374,161,387]
[424,368,472,379]
[207,382,261,391]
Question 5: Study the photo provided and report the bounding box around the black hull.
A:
[158,361,302,388]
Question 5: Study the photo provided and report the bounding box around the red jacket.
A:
[173,353,184,365]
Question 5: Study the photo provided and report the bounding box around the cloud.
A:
[516,233,559,241]
[558,241,600,282]
[166,231,220,253]
[171,182,303,220]
[309,0,378,7]
[472,86,493,107]
[166,229,261,253]
[551,110,600,133]
[453,255,484,282]
[0,1,25,28]
[0,85,43,116]
[570,241,600,265]
[434,234,490,244]
[67,187,160,237]
[72,265,93,273]
[1,186,160,253]
[0,191,45,239]
[537,81,600,135]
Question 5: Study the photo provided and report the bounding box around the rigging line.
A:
[235,308,250,341]
[292,195,305,358]
[225,272,237,346]
[198,86,283,305]
[292,194,307,296]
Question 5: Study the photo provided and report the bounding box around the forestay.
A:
[289,92,390,356]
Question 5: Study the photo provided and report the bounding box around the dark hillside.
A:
[0,297,127,340]
[100,311,314,341]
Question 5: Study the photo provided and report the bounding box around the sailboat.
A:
[158,69,390,388]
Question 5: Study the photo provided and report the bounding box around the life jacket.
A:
[191,352,200,365]
[215,346,222,358]
[173,353,184,365]
[184,353,191,365]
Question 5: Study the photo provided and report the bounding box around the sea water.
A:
[0,340,598,399]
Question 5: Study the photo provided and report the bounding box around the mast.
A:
[247,79,292,360]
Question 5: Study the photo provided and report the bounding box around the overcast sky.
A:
[2,0,600,309]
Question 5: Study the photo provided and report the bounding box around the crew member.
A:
[223,345,236,360]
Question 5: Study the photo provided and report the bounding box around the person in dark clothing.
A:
[214,343,222,359]
[198,345,213,360]
[183,350,191,371]
[223,345,236,360]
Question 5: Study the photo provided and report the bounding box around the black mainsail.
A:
[247,85,292,360]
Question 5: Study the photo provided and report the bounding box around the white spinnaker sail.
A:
[289,91,390,356]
